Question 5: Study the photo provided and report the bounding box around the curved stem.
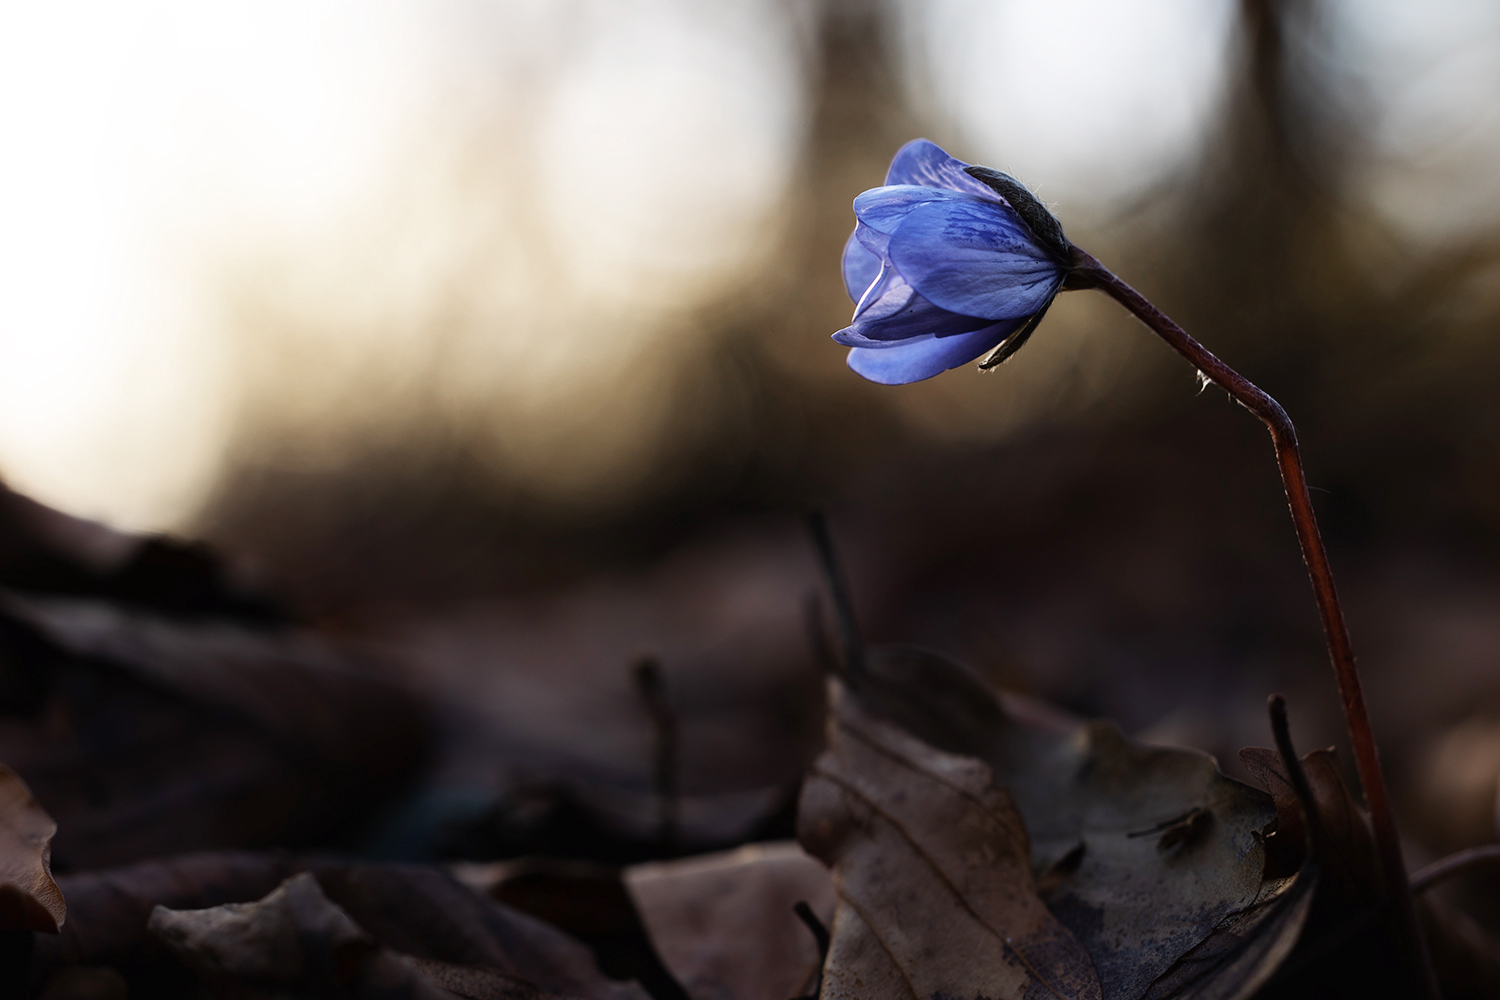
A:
[1411,844,1500,895]
[1069,248,1438,997]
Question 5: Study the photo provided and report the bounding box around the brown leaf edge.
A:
[0,764,64,933]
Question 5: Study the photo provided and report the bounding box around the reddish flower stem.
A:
[1069,248,1438,997]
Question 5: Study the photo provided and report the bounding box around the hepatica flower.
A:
[825,139,1439,986]
[835,139,1073,384]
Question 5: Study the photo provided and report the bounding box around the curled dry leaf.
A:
[623,841,835,1000]
[0,479,282,621]
[798,680,1102,1000]
[151,871,470,999]
[0,592,425,775]
[0,591,431,870]
[34,854,647,1000]
[309,863,648,1000]
[38,851,307,978]
[149,871,632,1000]
[404,956,569,1000]
[1137,871,1315,1000]
[447,855,690,1000]
[841,647,1309,1000]
[1239,746,1381,904]
[0,762,64,933]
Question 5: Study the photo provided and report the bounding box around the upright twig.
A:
[1068,249,1437,997]
[1268,693,1326,860]
[807,512,865,682]
[632,656,679,852]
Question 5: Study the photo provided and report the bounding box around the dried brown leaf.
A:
[34,854,647,1000]
[0,592,430,870]
[624,841,835,1000]
[846,647,1304,1000]
[149,871,458,999]
[310,863,648,1000]
[451,855,690,1000]
[1239,745,1381,904]
[0,762,64,932]
[0,591,425,770]
[38,852,306,977]
[405,957,564,1000]
[1138,872,1316,1000]
[798,680,1102,1000]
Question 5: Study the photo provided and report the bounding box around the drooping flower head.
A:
[834,140,1072,384]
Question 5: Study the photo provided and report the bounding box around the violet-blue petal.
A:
[889,199,1065,321]
[853,184,979,235]
[852,219,892,259]
[837,288,988,345]
[842,229,881,302]
[851,262,915,325]
[884,139,1003,203]
[845,317,1025,385]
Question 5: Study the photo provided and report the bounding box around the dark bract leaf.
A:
[963,165,1071,261]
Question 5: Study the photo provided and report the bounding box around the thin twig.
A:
[1070,248,1438,998]
[632,656,679,851]
[807,512,866,682]
[802,593,842,677]
[1268,694,1327,859]
[1410,844,1500,895]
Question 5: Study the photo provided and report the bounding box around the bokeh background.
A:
[4,0,1500,867]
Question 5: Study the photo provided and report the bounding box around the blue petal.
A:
[885,139,1004,202]
[853,220,891,259]
[841,229,881,303]
[837,288,985,345]
[851,258,912,320]
[845,317,1026,385]
[853,185,979,235]
[889,199,1065,321]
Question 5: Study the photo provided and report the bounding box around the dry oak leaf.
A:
[846,648,1303,1000]
[0,762,64,933]
[624,840,835,1000]
[149,871,494,1000]
[798,680,1101,1000]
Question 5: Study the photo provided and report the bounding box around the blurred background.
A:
[3,0,1500,871]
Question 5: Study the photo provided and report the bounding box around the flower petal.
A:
[845,317,1026,385]
[853,185,978,236]
[838,288,985,344]
[889,199,1065,321]
[851,259,912,321]
[884,139,1002,202]
[852,219,891,259]
[841,229,881,303]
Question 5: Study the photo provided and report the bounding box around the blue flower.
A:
[834,140,1072,385]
